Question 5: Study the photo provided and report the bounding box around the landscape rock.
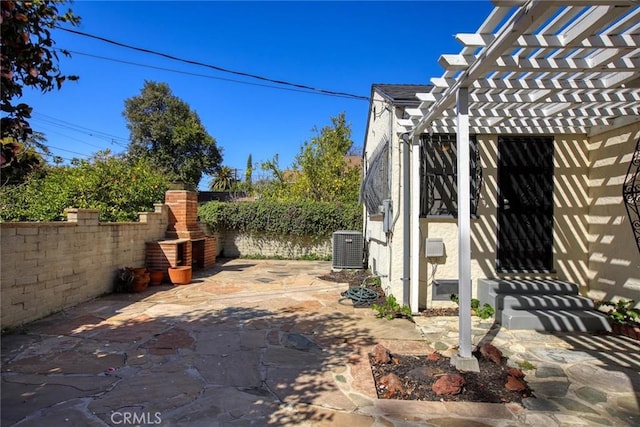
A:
[507,367,525,378]
[372,344,392,364]
[505,374,527,392]
[480,343,503,365]
[428,352,441,361]
[379,373,404,397]
[432,374,465,395]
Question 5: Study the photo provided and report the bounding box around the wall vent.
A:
[332,231,364,270]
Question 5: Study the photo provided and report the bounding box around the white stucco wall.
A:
[364,99,638,310]
[586,120,640,306]
[363,92,406,302]
[420,134,593,307]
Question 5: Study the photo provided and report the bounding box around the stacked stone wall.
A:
[216,231,331,259]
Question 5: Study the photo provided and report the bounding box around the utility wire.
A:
[43,152,78,164]
[60,49,368,101]
[34,112,128,143]
[47,144,92,157]
[32,112,129,148]
[56,26,370,101]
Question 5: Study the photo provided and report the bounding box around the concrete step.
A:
[476,278,610,333]
[501,308,612,332]
[478,278,579,307]
[494,293,595,311]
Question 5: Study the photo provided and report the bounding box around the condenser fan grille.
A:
[332,231,364,269]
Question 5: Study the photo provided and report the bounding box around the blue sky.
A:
[22,0,493,189]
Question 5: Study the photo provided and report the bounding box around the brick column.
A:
[164,190,204,240]
[204,236,217,268]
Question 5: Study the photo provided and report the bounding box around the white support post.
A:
[410,135,421,314]
[402,134,411,307]
[453,87,479,372]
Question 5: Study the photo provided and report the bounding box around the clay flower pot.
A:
[149,270,165,286]
[131,268,150,292]
[168,266,192,286]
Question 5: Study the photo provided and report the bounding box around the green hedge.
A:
[198,200,362,241]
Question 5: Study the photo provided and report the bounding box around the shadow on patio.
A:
[1,259,423,426]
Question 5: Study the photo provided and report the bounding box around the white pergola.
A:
[402,0,640,369]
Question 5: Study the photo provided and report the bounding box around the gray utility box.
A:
[425,238,444,257]
[432,279,459,301]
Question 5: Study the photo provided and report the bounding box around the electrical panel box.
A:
[425,238,444,257]
[382,199,393,233]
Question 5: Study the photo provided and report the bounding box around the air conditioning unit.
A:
[332,231,364,270]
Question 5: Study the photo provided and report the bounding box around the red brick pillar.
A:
[204,236,217,268]
[165,190,204,240]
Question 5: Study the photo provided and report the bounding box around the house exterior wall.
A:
[0,207,168,328]
[586,120,640,305]
[363,92,407,301]
[420,134,592,307]
[421,134,591,304]
[363,108,627,309]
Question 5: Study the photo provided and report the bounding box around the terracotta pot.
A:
[149,270,165,286]
[131,268,150,292]
[132,267,148,276]
[131,275,149,292]
[168,266,192,286]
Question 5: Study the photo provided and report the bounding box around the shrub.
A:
[450,294,495,320]
[0,153,168,222]
[372,295,413,320]
[198,199,362,240]
[597,299,640,324]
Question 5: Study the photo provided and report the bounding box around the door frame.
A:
[496,135,555,273]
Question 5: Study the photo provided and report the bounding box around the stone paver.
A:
[2,258,639,426]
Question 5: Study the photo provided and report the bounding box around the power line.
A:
[59,49,366,101]
[43,152,78,164]
[57,26,370,101]
[31,113,129,148]
[47,144,93,157]
[31,123,105,149]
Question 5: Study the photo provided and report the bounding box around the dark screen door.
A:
[497,136,554,272]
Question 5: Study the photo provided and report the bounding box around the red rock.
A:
[432,374,465,395]
[372,344,392,364]
[505,375,526,392]
[507,367,525,378]
[380,373,404,397]
[480,343,503,365]
[427,352,441,361]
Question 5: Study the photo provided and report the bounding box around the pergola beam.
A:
[403,1,640,367]
[411,0,558,138]
[456,33,640,49]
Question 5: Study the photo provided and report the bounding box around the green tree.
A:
[258,154,288,199]
[1,131,49,185]
[245,154,253,189]
[209,165,236,192]
[123,81,222,189]
[289,112,361,203]
[0,151,169,222]
[1,0,80,169]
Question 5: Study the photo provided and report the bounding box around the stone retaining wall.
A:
[214,231,331,260]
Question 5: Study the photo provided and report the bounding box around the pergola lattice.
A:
[400,0,640,368]
[401,0,640,136]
